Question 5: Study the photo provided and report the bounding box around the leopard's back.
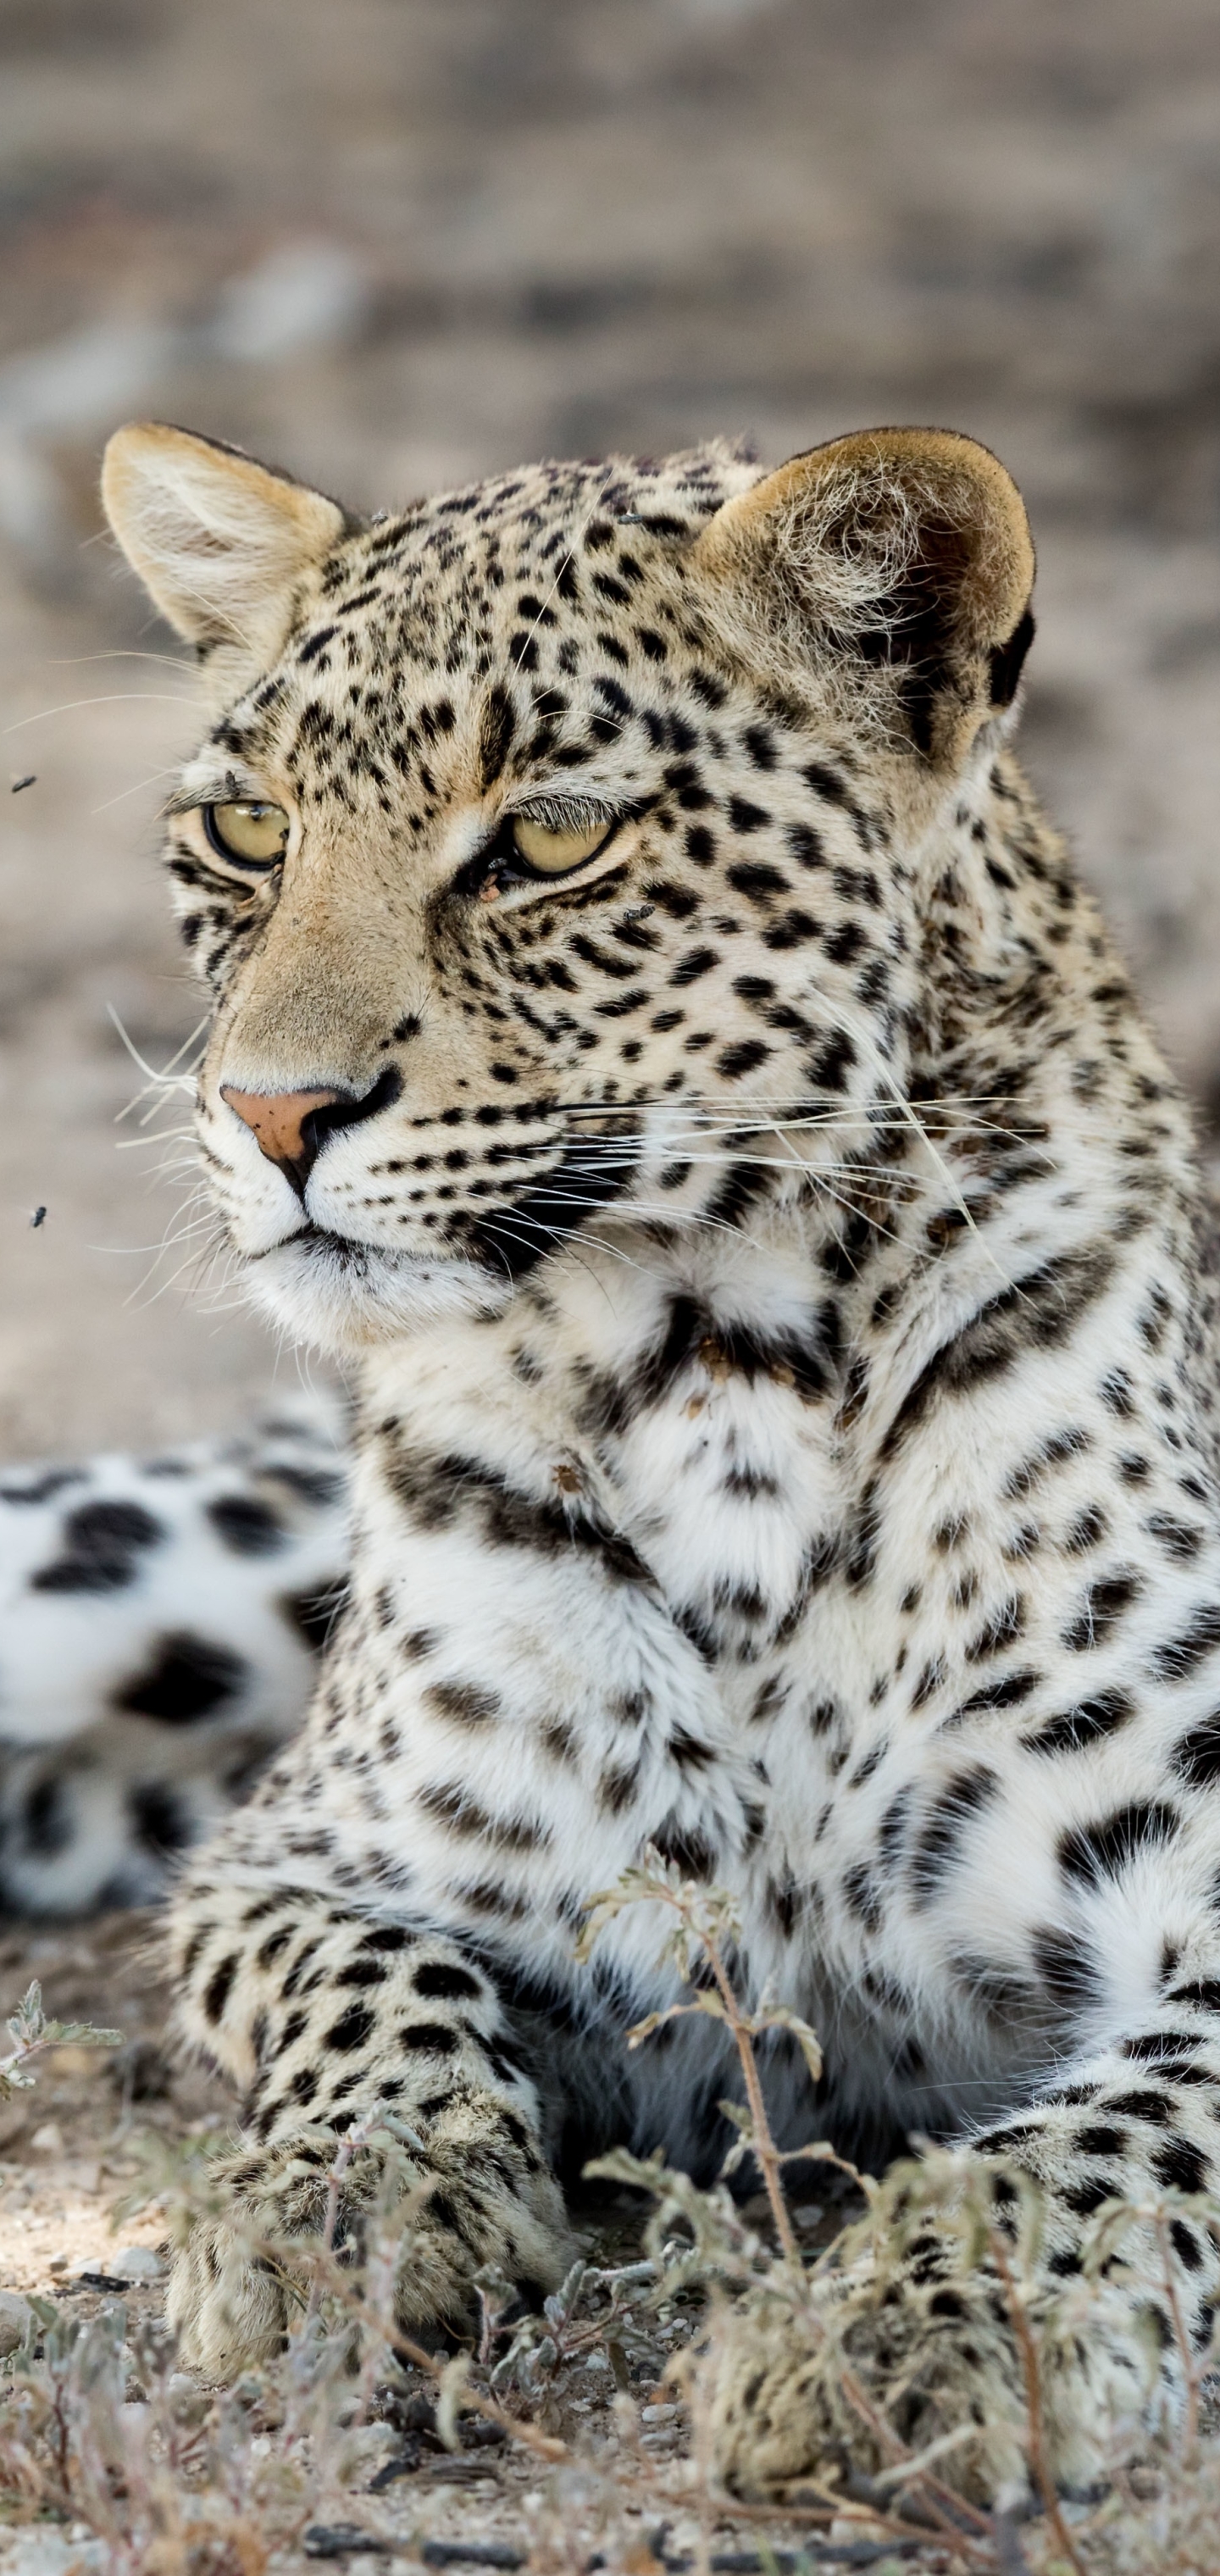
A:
[0,1402,347,1913]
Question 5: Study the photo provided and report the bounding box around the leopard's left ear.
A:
[688,427,1035,767]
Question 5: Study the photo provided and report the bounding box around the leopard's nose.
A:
[221,1087,345,1192]
[221,1068,405,1197]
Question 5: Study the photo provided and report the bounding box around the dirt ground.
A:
[0,1913,219,2296]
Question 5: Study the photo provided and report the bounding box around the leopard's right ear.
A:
[102,422,348,656]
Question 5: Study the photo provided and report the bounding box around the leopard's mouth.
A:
[253,1128,639,1279]
[245,1222,397,1274]
[241,1223,505,1353]
[280,1223,383,1266]
[231,1124,642,1351]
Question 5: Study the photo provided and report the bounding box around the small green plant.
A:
[0,1981,123,2099]
[578,1849,1007,2562]
[577,1850,839,2263]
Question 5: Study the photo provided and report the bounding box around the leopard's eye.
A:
[203,801,290,869]
[510,816,613,876]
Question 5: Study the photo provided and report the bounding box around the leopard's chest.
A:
[587,1330,848,1670]
[545,1235,856,1640]
[312,1285,926,2016]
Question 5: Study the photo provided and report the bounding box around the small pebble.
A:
[0,2290,33,2355]
[340,2422,401,2484]
[166,2373,210,2426]
[4,2538,107,2574]
[113,2244,166,2280]
[30,2120,63,2154]
[349,2423,398,2455]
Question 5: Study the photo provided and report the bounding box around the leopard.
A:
[77,409,1220,2497]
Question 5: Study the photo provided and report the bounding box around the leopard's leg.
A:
[167,1876,574,2378]
[712,1802,1220,2501]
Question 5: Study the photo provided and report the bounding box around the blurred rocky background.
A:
[2,0,1219,1458]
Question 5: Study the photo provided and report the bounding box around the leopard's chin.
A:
[242,1226,507,1352]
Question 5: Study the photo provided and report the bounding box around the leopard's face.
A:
[105,426,1035,1352]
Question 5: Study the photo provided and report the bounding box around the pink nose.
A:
[221,1085,342,1189]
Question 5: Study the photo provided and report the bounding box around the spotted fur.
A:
[0,1403,347,1913]
[82,416,1220,2487]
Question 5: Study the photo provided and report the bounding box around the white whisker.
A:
[92,764,185,815]
[109,1006,206,1108]
[2,691,197,734]
[45,647,201,676]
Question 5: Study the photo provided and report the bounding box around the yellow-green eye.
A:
[510,816,613,875]
[203,800,290,869]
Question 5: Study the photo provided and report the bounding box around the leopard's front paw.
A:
[707,2249,1164,2507]
[707,2263,1029,2507]
[165,2134,347,2379]
[166,2108,574,2382]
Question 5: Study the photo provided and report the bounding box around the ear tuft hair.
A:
[102,422,347,654]
[689,426,1035,766]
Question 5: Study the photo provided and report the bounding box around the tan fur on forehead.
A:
[103,423,771,717]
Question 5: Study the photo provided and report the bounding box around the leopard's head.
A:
[103,420,1034,1353]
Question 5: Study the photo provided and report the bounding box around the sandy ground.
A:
[0,1912,219,2296]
